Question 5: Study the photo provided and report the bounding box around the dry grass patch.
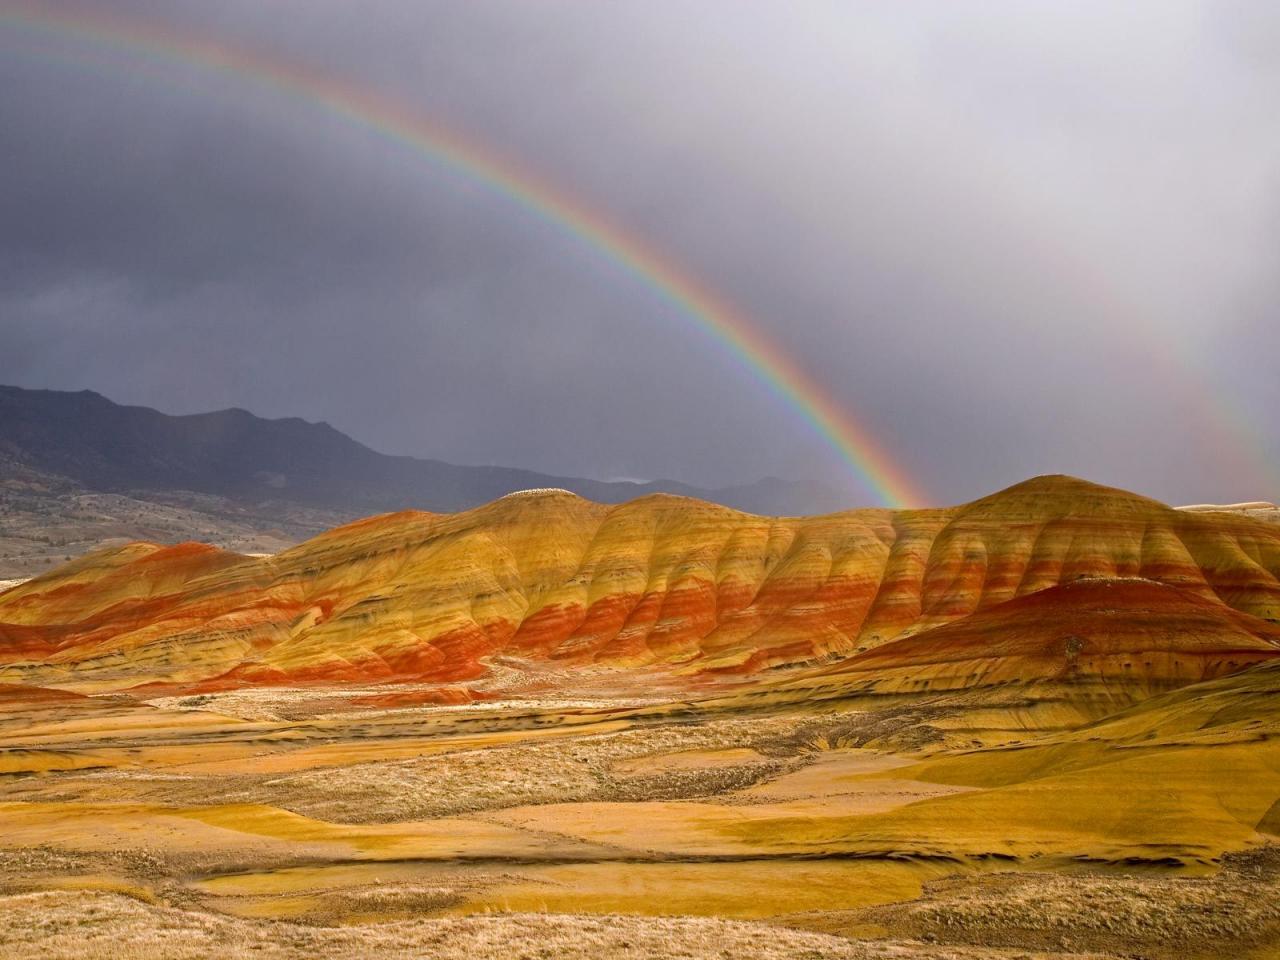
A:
[228,713,816,822]
[850,846,1280,959]
[0,889,1101,960]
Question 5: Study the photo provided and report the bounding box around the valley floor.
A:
[0,675,1277,959]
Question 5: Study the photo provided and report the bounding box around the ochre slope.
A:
[0,476,1277,694]
[758,659,1280,866]
[742,576,1280,744]
[0,540,252,626]
[814,577,1280,696]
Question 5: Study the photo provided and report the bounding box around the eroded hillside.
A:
[1,475,1277,698]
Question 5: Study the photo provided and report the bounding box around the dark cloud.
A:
[1,1,1277,505]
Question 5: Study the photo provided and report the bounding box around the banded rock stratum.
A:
[2,474,1276,702]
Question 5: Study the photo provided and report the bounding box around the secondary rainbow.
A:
[0,1,927,508]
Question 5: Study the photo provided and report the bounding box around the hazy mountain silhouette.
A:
[0,384,847,516]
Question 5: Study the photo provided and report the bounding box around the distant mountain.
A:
[0,384,848,516]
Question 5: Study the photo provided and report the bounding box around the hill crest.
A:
[2,476,1278,700]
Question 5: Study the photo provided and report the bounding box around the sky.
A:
[1,0,1278,507]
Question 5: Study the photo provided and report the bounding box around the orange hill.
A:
[829,577,1280,688]
[0,475,1277,696]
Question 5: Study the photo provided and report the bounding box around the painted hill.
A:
[766,577,1280,742]
[1,475,1277,699]
[0,384,844,516]
[823,576,1280,693]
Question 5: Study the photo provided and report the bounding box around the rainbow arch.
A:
[0,1,927,508]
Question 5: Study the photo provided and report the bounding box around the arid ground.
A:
[1,477,1278,958]
[1,668,1278,959]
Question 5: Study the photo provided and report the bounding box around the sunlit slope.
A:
[735,660,1280,866]
[0,541,252,626]
[1,475,1278,692]
[808,578,1280,696]
[737,576,1280,746]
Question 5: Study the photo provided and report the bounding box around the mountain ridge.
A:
[0,383,847,517]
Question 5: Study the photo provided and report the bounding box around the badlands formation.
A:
[1,475,1279,959]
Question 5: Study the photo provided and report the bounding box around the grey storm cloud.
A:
[1,0,1277,506]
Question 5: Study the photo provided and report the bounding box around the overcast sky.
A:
[2,1,1277,506]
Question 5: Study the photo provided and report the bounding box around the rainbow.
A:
[0,1,927,508]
